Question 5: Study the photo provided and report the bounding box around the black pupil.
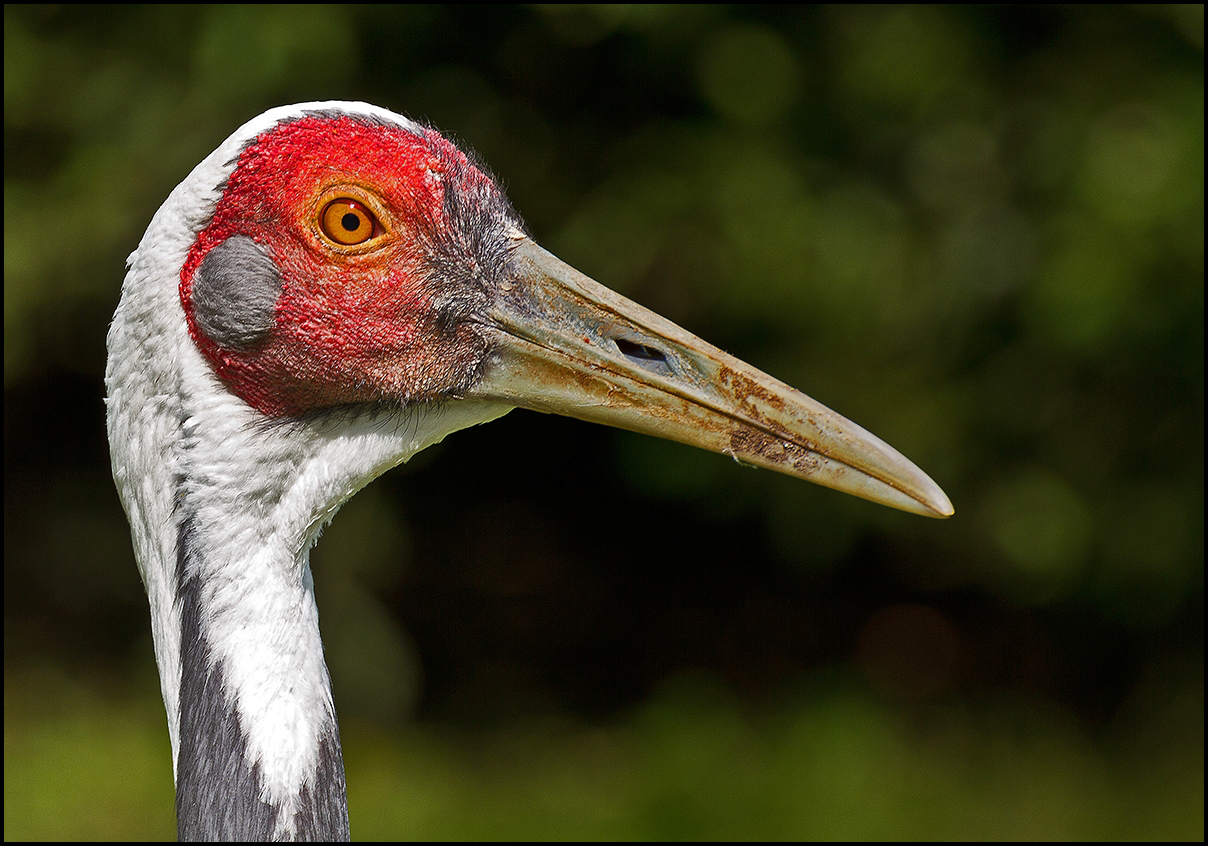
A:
[341,212,360,232]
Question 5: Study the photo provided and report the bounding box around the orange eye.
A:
[319,198,382,246]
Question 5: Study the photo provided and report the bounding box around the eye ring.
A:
[319,198,383,246]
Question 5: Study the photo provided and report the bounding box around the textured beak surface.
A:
[471,238,953,518]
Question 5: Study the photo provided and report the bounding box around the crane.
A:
[105,101,952,841]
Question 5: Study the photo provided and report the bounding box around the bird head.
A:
[117,101,952,522]
[180,112,517,417]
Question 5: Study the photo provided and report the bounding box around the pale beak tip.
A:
[930,496,956,519]
[919,479,955,519]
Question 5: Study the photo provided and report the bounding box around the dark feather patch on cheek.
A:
[192,236,282,350]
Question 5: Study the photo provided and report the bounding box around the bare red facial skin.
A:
[181,114,511,418]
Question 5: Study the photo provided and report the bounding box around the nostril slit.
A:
[615,338,667,364]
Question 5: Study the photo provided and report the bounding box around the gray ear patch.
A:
[192,235,282,349]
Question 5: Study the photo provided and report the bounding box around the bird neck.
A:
[157,392,515,841]
[172,409,356,840]
[174,517,348,840]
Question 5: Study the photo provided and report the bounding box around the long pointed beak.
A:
[469,238,953,518]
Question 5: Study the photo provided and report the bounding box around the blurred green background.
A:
[4,4,1202,840]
